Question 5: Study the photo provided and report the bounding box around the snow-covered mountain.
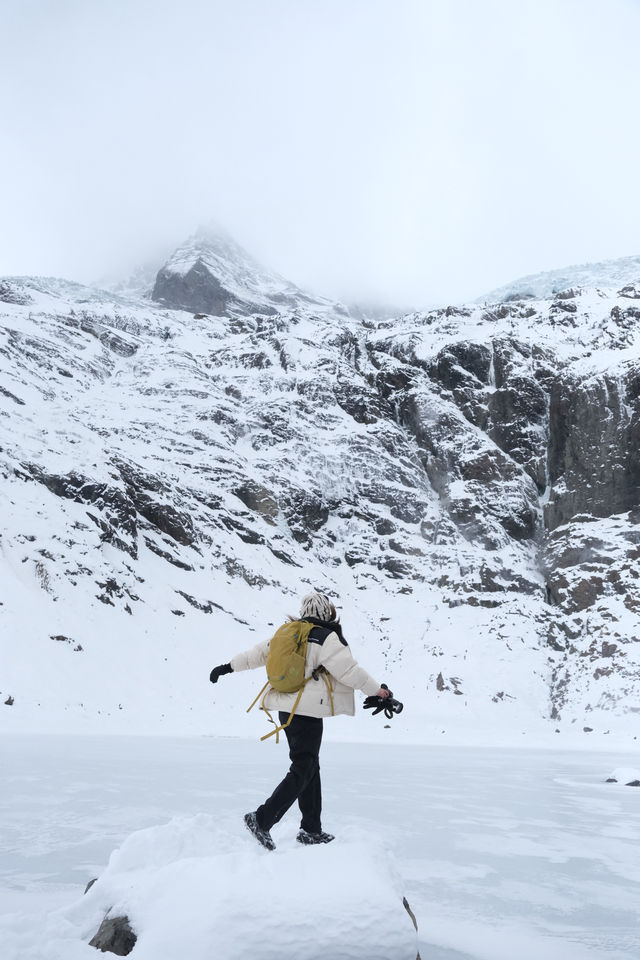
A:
[149,225,348,318]
[480,253,640,303]
[1,237,639,743]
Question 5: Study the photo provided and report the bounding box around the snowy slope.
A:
[1,240,640,744]
[480,253,640,303]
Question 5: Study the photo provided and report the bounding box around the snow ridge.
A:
[480,253,640,303]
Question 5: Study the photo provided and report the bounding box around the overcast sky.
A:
[2,0,640,307]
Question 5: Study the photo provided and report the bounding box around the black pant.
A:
[256,712,323,834]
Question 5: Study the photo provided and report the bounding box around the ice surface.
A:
[607,767,640,785]
[1,735,639,960]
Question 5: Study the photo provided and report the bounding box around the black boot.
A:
[244,812,276,850]
[296,828,335,845]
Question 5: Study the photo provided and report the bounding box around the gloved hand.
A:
[363,694,387,715]
[209,663,233,684]
[363,684,404,719]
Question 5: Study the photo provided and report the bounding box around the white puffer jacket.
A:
[230,622,380,719]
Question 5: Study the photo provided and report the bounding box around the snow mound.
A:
[37,815,418,960]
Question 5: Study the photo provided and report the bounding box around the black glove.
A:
[363,684,404,720]
[209,663,233,684]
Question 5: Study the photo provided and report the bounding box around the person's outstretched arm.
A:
[210,639,269,684]
[230,638,270,672]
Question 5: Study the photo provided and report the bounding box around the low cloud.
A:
[2,0,640,308]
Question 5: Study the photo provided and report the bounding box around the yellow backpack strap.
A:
[260,679,308,743]
[321,671,335,716]
[246,680,270,714]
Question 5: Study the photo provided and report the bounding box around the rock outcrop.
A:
[89,915,136,955]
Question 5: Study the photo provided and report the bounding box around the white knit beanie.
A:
[299,591,333,621]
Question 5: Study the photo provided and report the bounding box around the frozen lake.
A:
[1,734,639,959]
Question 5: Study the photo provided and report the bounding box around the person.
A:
[209,591,390,851]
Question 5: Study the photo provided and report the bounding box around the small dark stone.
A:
[605,778,618,783]
[626,780,640,787]
[403,896,418,931]
[89,915,136,955]
[4,695,14,706]
[583,726,593,733]
[84,877,98,894]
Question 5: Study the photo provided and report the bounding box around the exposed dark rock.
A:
[280,486,329,546]
[486,342,549,490]
[135,497,195,546]
[64,313,139,357]
[24,466,139,557]
[335,380,382,424]
[84,877,98,894]
[89,915,136,955]
[233,481,279,523]
[429,341,492,391]
[551,298,577,313]
[4,695,14,706]
[144,537,193,570]
[0,281,33,304]
[153,258,231,315]
[618,284,640,299]
[379,556,412,578]
[611,305,640,327]
[175,590,225,614]
[0,385,26,405]
[546,372,640,530]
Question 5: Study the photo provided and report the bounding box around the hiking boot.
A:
[244,812,276,850]
[296,828,335,845]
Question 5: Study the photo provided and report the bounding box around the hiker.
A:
[209,591,390,850]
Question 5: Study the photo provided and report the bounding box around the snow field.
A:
[1,734,639,959]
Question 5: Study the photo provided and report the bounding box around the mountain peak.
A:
[151,226,345,318]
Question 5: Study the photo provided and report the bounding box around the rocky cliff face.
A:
[1,239,639,737]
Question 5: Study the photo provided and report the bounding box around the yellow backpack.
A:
[247,620,333,741]
[267,620,314,692]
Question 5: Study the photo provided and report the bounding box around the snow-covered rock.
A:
[53,816,418,960]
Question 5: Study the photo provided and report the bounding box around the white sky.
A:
[2,0,640,307]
